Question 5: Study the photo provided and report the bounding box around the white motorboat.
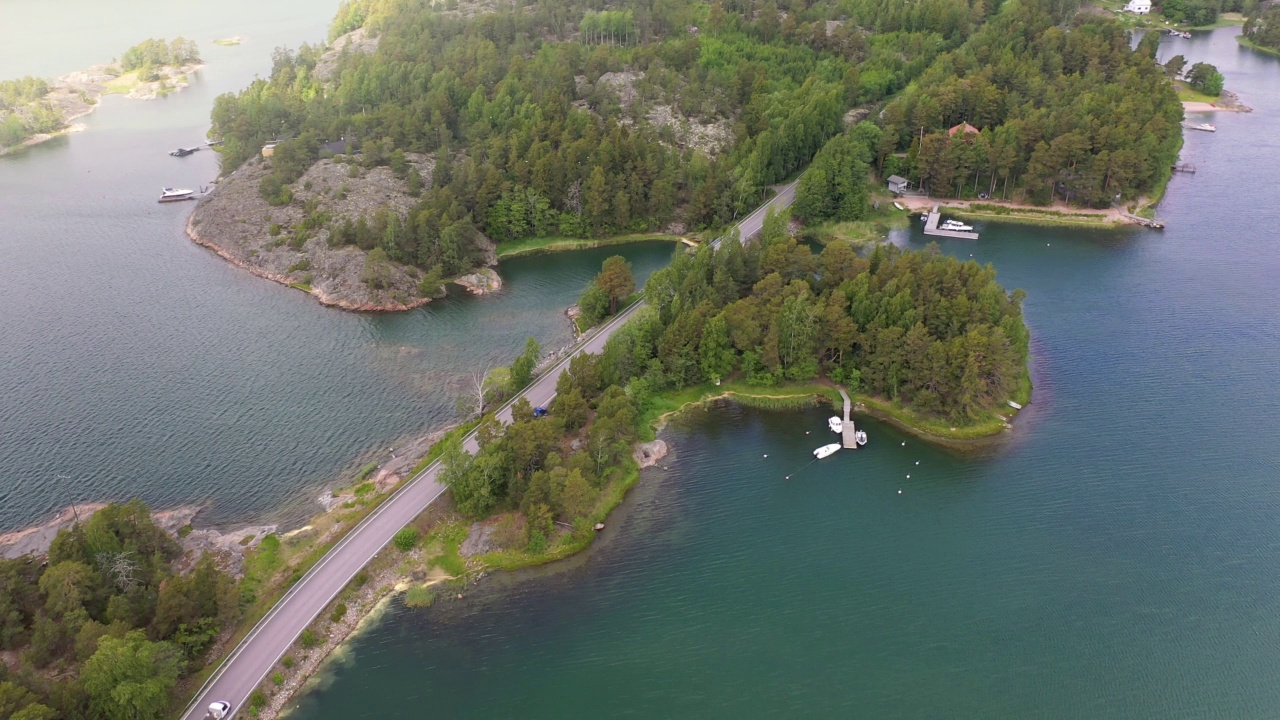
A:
[828,416,843,433]
[813,443,841,459]
[941,220,975,231]
[893,201,906,211]
[158,187,195,203]
[855,430,868,446]
[1182,122,1215,132]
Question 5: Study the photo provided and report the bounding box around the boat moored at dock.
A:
[158,187,195,203]
[828,416,843,433]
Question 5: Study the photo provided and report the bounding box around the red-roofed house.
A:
[948,122,980,137]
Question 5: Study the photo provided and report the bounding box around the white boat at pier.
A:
[814,443,841,459]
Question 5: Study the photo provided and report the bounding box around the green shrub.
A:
[330,602,347,623]
[299,629,319,649]
[392,527,419,552]
[272,671,285,686]
[269,223,282,236]
[404,586,435,609]
[353,572,369,587]
[249,689,267,710]
[281,655,295,669]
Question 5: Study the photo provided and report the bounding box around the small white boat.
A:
[828,416,843,433]
[855,430,868,446]
[813,443,841,459]
[893,201,906,211]
[1182,122,1216,132]
[941,220,975,231]
[1007,400,1023,410]
[158,187,195,203]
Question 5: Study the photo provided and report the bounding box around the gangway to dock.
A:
[837,388,857,449]
[923,205,979,240]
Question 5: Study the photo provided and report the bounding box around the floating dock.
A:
[838,388,857,449]
[923,205,979,240]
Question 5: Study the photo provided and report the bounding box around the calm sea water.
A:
[0,0,677,531]
[284,27,1280,719]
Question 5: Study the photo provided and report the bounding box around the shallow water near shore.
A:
[284,27,1280,719]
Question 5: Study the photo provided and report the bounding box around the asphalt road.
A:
[181,179,798,720]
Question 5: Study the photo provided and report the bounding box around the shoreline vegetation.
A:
[0,37,202,157]
[495,233,686,259]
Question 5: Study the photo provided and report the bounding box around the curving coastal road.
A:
[181,180,797,720]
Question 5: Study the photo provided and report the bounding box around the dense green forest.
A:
[208,0,973,277]
[0,502,239,720]
[445,231,1028,548]
[1243,6,1280,51]
[0,78,62,150]
[877,0,1183,206]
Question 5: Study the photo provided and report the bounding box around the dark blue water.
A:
[285,27,1280,719]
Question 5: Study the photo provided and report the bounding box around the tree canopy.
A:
[0,501,239,720]
[876,0,1183,206]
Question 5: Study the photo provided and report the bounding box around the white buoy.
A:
[901,442,906,447]
[907,474,911,479]
[915,461,920,465]
[898,489,902,494]
[763,454,768,458]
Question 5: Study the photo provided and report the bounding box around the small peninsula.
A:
[0,37,202,157]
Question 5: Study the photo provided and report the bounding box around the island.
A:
[0,38,202,157]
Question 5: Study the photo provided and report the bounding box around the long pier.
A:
[923,204,979,240]
[838,388,857,449]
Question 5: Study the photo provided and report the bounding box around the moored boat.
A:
[814,443,841,459]
[941,220,975,231]
[158,187,195,203]
[828,416,843,433]
[169,147,200,157]
[855,430,868,446]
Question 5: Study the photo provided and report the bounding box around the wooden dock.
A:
[923,205,979,240]
[837,388,857,449]
[1118,209,1165,229]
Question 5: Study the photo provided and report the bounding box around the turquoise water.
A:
[0,0,678,531]
[285,28,1280,719]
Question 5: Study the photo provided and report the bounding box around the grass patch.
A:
[952,203,1118,228]
[404,586,436,608]
[103,71,142,95]
[426,522,469,577]
[638,381,843,441]
[495,233,682,259]
[1175,83,1221,104]
[288,282,312,293]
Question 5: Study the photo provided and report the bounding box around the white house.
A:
[1125,0,1151,14]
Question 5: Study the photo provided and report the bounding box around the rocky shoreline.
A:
[0,502,274,576]
[0,61,202,157]
[186,157,504,312]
